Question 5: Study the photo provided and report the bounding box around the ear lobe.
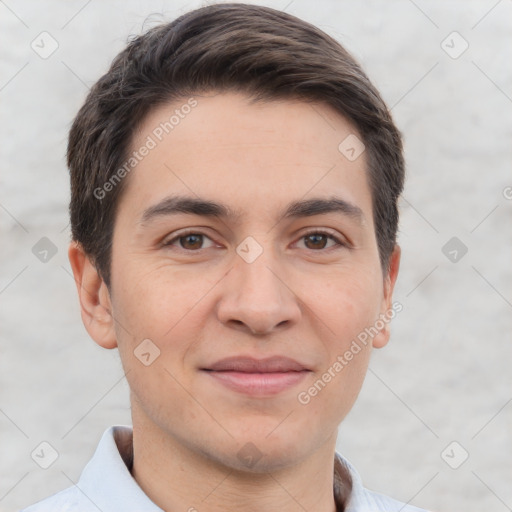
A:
[372,245,401,349]
[68,242,118,349]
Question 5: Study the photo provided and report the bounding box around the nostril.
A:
[228,319,248,331]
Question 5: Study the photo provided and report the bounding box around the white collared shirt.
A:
[21,425,431,512]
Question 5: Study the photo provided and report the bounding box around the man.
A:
[22,3,431,511]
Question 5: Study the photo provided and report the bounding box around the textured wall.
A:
[1,1,511,511]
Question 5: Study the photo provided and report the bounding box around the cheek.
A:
[109,257,223,402]
[305,265,384,339]
[291,269,382,421]
[295,339,372,440]
[109,261,214,430]
[110,257,215,341]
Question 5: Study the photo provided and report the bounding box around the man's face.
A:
[105,92,399,471]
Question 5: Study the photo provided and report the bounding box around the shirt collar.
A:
[79,426,163,511]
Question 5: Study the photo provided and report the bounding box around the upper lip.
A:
[203,356,310,373]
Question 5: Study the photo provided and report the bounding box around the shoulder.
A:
[19,486,97,512]
[20,426,131,512]
[336,452,432,512]
[353,487,432,512]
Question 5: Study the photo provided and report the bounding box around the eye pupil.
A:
[305,233,327,249]
[180,234,203,250]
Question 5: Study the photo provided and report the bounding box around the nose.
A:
[216,252,302,336]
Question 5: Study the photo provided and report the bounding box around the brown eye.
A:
[163,231,217,251]
[179,234,204,250]
[297,231,344,251]
[304,233,329,249]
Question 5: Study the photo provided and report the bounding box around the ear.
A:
[68,241,118,349]
[372,245,401,349]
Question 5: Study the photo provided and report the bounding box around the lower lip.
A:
[204,370,310,396]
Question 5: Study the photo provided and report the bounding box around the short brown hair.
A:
[68,2,404,287]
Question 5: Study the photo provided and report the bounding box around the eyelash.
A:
[162,229,347,252]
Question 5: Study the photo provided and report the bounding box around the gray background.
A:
[1,0,511,511]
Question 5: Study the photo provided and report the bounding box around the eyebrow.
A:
[139,195,364,225]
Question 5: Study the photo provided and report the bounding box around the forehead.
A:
[119,92,373,224]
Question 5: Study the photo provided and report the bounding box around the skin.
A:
[69,91,400,512]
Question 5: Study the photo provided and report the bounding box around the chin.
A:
[235,433,313,474]
[193,428,308,475]
[231,445,306,475]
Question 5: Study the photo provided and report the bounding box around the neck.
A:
[130,409,342,512]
